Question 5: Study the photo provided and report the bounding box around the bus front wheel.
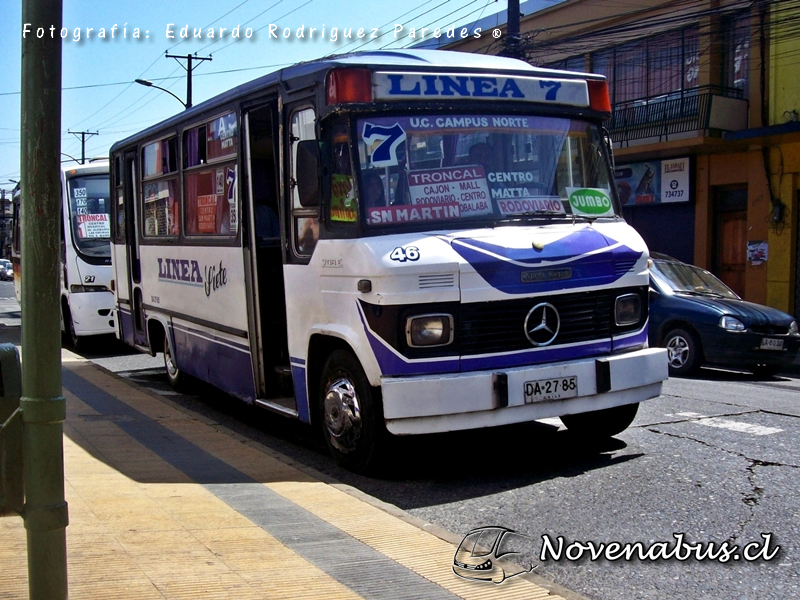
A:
[61,303,82,351]
[319,350,384,474]
[560,403,639,439]
[163,333,185,390]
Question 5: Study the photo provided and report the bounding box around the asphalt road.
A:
[2,282,798,600]
[84,330,800,600]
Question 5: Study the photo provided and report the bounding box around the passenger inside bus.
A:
[467,141,496,174]
[251,162,280,242]
[297,217,319,253]
[362,171,386,207]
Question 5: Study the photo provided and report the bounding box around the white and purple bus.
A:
[109,50,667,472]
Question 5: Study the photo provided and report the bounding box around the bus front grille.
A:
[458,291,614,355]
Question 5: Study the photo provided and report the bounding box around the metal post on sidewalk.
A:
[20,0,69,598]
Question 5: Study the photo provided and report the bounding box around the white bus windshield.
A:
[354,114,617,228]
[66,174,111,259]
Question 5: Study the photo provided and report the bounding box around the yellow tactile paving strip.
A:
[0,357,565,600]
[1,382,361,599]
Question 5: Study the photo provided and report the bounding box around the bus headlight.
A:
[406,314,454,348]
[70,284,110,293]
[615,293,641,326]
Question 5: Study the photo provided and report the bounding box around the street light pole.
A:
[134,79,188,109]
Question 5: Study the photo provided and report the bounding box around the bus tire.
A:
[319,349,384,474]
[560,402,639,438]
[163,332,185,390]
[62,303,82,351]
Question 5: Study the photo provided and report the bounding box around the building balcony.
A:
[608,86,749,148]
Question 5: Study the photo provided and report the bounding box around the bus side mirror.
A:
[296,140,321,208]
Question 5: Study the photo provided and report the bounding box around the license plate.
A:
[760,337,784,350]
[524,376,578,404]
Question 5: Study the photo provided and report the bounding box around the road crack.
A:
[647,426,799,544]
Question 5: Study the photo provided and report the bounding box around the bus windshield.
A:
[66,174,111,259]
[353,114,617,228]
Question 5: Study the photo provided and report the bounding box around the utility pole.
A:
[503,0,524,60]
[67,130,98,164]
[21,0,69,599]
[0,189,6,258]
[164,52,212,109]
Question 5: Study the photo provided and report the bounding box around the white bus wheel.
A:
[319,349,384,474]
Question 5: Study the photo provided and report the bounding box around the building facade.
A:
[444,0,800,320]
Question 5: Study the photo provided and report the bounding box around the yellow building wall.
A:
[765,6,800,314]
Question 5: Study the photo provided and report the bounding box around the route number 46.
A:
[390,246,420,262]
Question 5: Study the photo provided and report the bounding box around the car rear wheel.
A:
[750,364,780,378]
[560,403,639,438]
[663,328,702,376]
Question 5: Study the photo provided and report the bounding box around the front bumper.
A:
[382,347,667,435]
[68,291,117,337]
[702,329,800,369]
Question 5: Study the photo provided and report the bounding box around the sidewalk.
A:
[0,351,577,600]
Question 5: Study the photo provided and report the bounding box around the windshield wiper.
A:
[675,289,726,298]
[515,210,572,218]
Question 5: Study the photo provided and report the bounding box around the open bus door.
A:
[243,103,294,414]
[122,150,147,348]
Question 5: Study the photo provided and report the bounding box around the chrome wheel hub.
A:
[323,377,362,453]
[165,342,178,377]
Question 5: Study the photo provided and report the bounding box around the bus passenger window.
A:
[143,180,178,237]
[330,123,359,222]
[183,113,239,237]
[290,107,318,256]
[141,138,179,237]
[185,166,238,236]
[297,216,319,254]
[183,125,207,167]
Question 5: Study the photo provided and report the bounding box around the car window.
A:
[651,260,739,299]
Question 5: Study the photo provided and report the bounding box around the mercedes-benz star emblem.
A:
[524,302,560,347]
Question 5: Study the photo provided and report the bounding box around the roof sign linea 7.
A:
[373,72,591,107]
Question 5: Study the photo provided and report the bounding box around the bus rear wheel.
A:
[319,350,384,474]
[560,403,639,438]
[163,333,185,390]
